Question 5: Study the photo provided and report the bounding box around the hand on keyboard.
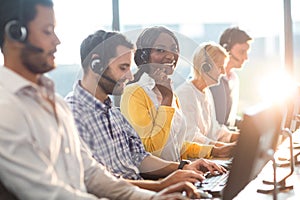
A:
[194,170,229,196]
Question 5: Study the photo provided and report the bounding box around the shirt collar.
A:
[0,66,55,98]
[137,73,156,90]
[73,80,111,112]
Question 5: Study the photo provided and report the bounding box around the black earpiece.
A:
[88,30,111,75]
[91,58,105,75]
[5,0,27,42]
[5,20,27,42]
[201,45,213,72]
[140,50,149,64]
[91,57,118,85]
[3,0,43,53]
[222,29,235,51]
[201,62,212,72]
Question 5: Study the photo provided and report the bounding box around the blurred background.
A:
[1,0,299,115]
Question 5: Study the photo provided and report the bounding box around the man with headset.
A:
[65,30,226,192]
[210,27,252,128]
[0,0,208,199]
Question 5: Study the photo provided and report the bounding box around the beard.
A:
[20,47,54,74]
[97,73,124,96]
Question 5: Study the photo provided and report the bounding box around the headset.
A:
[90,58,105,75]
[89,31,109,75]
[134,28,150,66]
[201,45,213,73]
[201,45,218,82]
[140,49,149,64]
[89,31,119,85]
[135,26,179,66]
[4,0,44,52]
[5,0,27,42]
[222,28,235,52]
[5,20,27,42]
[221,28,242,62]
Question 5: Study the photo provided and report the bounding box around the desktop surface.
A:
[197,130,300,200]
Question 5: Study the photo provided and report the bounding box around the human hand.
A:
[230,132,239,142]
[150,64,173,99]
[152,181,200,200]
[159,170,205,190]
[211,142,236,158]
[183,158,227,175]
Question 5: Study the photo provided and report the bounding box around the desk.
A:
[233,162,300,199]
[233,130,300,199]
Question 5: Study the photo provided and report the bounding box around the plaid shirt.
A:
[65,81,150,180]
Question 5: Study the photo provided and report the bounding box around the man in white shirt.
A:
[210,27,252,127]
[0,0,201,199]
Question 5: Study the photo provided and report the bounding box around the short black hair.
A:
[0,0,53,50]
[219,27,252,51]
[80,30,134,72]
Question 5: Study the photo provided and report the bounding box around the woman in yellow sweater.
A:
[120,26,233,161]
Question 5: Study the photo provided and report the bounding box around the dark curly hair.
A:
[132,26,179,83]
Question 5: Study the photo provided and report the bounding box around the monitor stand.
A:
[257,129,294,199]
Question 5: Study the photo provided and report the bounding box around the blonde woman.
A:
[176,42,239,147]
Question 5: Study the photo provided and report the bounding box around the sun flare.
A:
[259,69,298,104]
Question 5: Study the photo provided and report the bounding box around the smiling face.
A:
[20,4,60,74]
[148,32,179,76]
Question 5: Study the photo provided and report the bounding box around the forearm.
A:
[217,126,235,143]
[127,179,163,192]
[82,144,155,200]
[139,155,179,178]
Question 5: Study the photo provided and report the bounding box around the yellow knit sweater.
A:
[120,84,213,159]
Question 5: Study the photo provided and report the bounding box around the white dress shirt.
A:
[176,81,232,144]
[0,67,155,200]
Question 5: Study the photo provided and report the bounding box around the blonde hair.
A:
[192,42,228,79]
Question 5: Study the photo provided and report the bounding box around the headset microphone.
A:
[24,41,44,53]
[5,20,44,53]
[204,71,218,82]
[101,74,119,86]
[201,45,218,83]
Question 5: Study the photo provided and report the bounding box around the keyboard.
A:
[195,171,230,197]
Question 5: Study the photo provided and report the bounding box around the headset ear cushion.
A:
[91,58,104,74]
[5,20,27,42]
[201,62,212,73]
[134,49,149,66]
[141,50,148,64]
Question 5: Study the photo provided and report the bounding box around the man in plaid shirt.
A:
[65,29,226,192]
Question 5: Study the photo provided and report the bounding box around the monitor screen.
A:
[223,103,283,200]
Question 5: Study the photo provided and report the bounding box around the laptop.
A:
[197,103,283,199]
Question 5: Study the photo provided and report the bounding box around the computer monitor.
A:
[222,103,283,200]
[282,85,300,133]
